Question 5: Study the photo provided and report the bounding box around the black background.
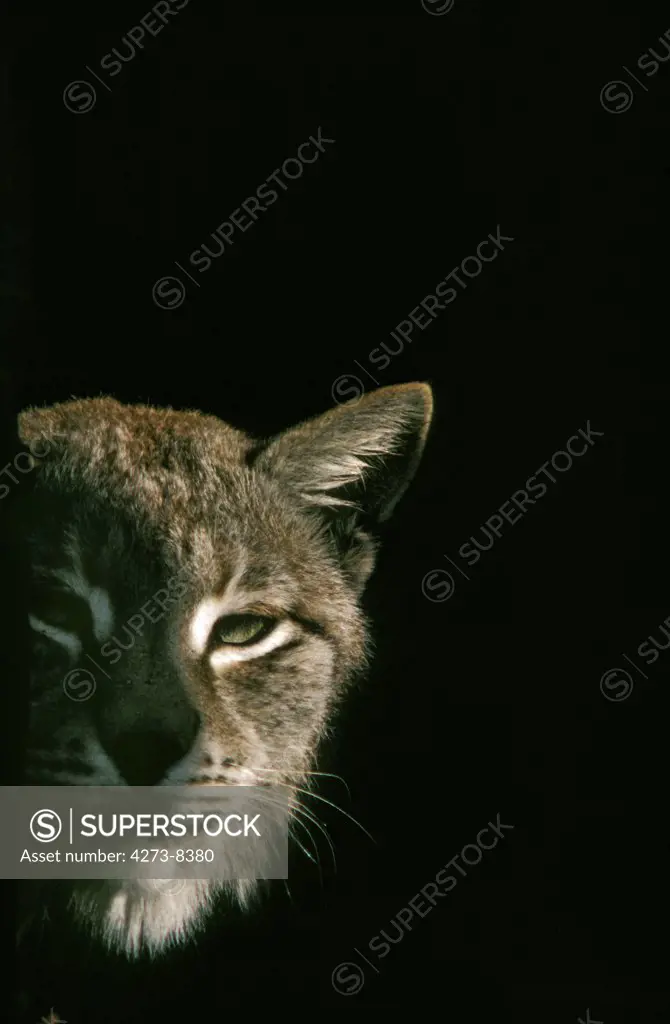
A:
[3,2,670,1021]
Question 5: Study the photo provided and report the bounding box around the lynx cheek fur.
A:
[17,382,433,958]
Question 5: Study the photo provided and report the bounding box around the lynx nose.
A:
[102,716,201,786]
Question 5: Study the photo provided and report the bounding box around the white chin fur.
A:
[68,877,256,958]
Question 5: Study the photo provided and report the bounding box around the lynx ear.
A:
[253,382,433,523]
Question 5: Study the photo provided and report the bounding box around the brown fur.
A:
[17,382,433,955]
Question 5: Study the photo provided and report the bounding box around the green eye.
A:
[212,614,274,647]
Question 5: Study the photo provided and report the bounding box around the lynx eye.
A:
[211,614,275,647]
[30,585,91,634]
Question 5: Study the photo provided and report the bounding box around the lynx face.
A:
[17,383,433,957]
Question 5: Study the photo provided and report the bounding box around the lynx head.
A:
[17,382,433,956]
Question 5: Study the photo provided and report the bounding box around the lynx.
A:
[16,382,433,958]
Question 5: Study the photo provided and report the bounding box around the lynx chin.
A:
[16,382,433,958]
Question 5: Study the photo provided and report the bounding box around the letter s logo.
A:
[30,809,63,842]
